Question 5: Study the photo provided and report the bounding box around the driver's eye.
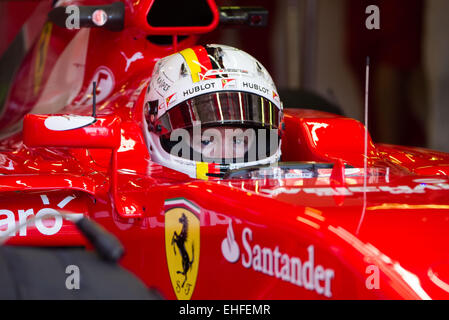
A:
[201,139,212,146]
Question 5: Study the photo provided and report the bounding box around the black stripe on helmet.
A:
[205,45,227,77]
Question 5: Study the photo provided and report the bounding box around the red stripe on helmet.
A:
[192,45,214,80]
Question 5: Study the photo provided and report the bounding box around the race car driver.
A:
[143,44,283,180]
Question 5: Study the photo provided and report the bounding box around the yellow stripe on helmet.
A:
[196,162,209,181]
[180,48,202,83]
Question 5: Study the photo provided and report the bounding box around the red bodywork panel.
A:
[1,0,449,300]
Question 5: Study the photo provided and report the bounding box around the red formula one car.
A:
[1,0,449,300]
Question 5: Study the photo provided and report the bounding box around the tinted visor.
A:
[156,92,281,133]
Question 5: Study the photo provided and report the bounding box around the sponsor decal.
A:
[173,78,281,111]
[273,91,279,101]
[92,9,108,26]
[120,51,144,72]
[221,222,335,297]
[221,220,240,263]
[183,82,216,98]
[0,194,81,237]
[44,115,95,131]
[261,181,449,197]
[156,75,171,92]
[202,68,249,78]
[242,82,270,95]
[413,178,448,184]
[221,78,236,89]
[165,198,200,300]
[166,93,177,107]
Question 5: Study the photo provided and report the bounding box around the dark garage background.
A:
[1,0,449,152]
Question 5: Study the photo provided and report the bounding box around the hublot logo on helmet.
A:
[183,82,216,97]
[242,82,269,95]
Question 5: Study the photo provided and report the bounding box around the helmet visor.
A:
[155,91,281,133]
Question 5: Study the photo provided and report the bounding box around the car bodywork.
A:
[1,0,449,300]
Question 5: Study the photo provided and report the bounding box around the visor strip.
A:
[261,97,265,126]
[216,92,224,124]
[238,92,244,123]
[269,101,273,129]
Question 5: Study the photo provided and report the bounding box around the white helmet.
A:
[143,44,283,180]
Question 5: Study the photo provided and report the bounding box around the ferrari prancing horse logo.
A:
[164,198,200,300]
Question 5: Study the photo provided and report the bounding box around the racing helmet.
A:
[143,44,283,179]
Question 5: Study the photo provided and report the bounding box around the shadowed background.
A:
[202,0,449,152]
[1,0,449,151]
